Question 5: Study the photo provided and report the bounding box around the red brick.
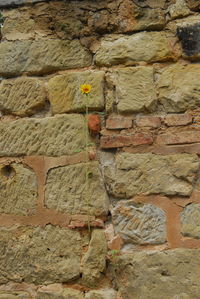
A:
[157,131,200,145]
[164,114,193,126]
[88,114,101,134]
[135,116,161,128]
[106,116,132,129]
[100,133,153,148]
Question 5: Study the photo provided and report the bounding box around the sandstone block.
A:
[110,249,200,299]
[82,229,107,287]
[157,64,200,112]
[0,40,92,76]
[48,71,104,114]
[0,225,82,284]
[0,114,89,156]
[135,115,161,128]
[0,292,30,299]
[0,77,47,116]
[181,203,200,238]
[167,0,190,20]
[100,133,153,148]
[164,114,192,126]
[106,116,132,129]
[157,131,200,145]
[85,289,117,299]
[95,32,176,66]
[112,201,166,245]
[0,0,44,6]
[45,162,109,216]
[107,67,157,113]
[0,163,37,215]
[36,285,84,299]
[104,153,199,197]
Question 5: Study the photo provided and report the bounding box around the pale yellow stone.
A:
[95,32,177,66]
[0,114,89,156]
[48,71,105,114]
[0,40,92,76]
[0,163,37,215]
[157,64,200,112]
[104,153,199,197]
[0,77,47,116]
[45,162,109,216]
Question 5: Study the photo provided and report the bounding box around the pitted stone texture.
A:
[36,286,84,299]
[48,71,104,114]
[95,32,177,66]
[112,201,166,245]
[0,77,47,116]
[181,203,200,238]
[0,40,91,77]
[0,292,30,299]
[104,153,199,197]
[0,114,89,156]
[157,64,200,112]
[110,249,200,299]
[85,289,117,299]
[82,229,107,287]
[0,225,82,284]
[0,163,37,215]
[107,67,156,113]
[167,0,190,20]
[45,162,109,216]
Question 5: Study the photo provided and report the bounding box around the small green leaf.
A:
[74,148,82,153]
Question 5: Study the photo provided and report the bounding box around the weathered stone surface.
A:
[0,0,44,7]
[0,291,30,299]
[0,225,82,284]
[0,40,92,76]
[181,203,200,238]
[36,285,84,299]
[85,289,117,299]
[0,114,89,156]
[48,71,104,114]
[104,153,199,197]
[0,163,37,215]
[112,201,166,245]
[110,249,200,299]
[164,114,193,126]
[0,77,47,116]
[45,162,109,216]
[157,64,200,112]
[95,32,177,66]
[107,67,156,113]
[82,229,107,287]
[167,0,191,20]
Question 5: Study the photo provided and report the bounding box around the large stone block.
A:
[85,289,117,299]
[48,71,105,114]
[110,249,200,299]
[45,162,109,216]
[82,229,107,287]
[0,114,89,156]
[112,201,166,245]
[0,292,29,299]
[0,225,82,284]
[36,286,84,299]
[107,67,156,113]
[181,203,200,238]
[95,32,177,66]
[157,64,200,112]
[104,153,199,197]
[0,40,92,76]
[0,77,47,116]
[0,163,37,215]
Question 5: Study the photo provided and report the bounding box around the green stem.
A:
[85,103,91,234]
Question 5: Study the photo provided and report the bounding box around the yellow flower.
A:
[80,84,92,94]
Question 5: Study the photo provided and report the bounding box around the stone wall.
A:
[0,0,200,298]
